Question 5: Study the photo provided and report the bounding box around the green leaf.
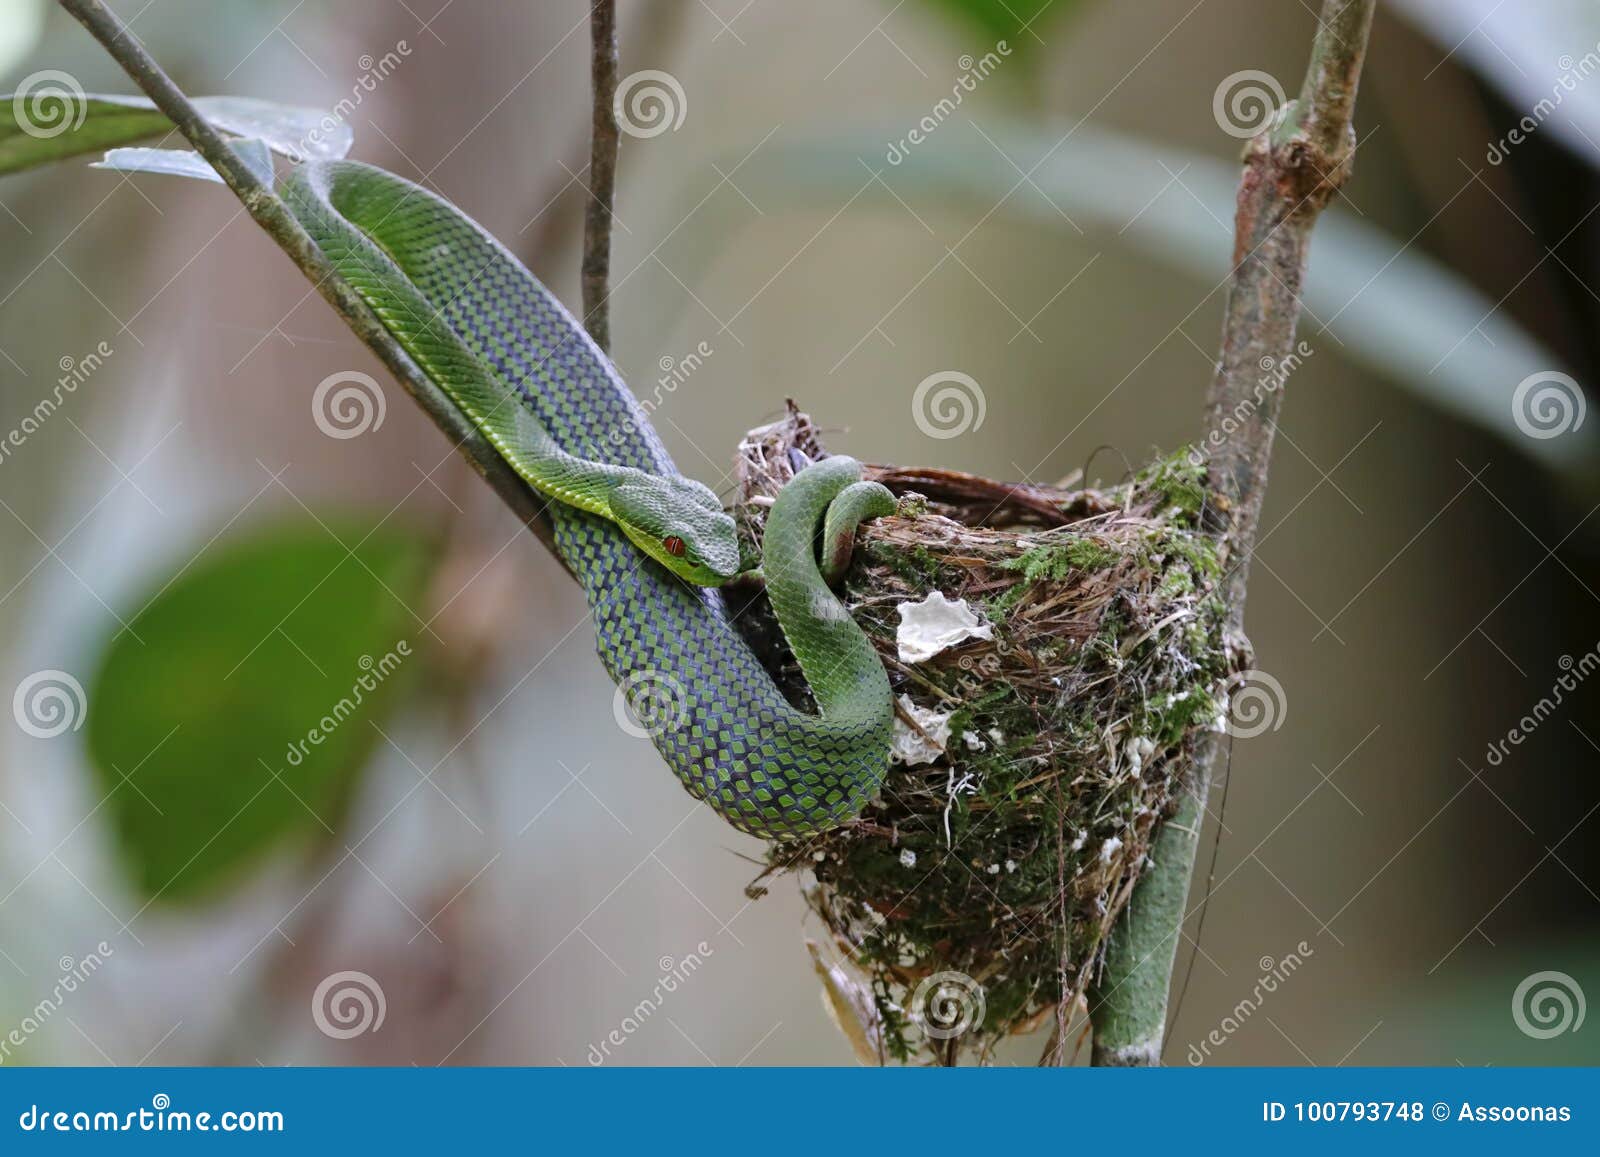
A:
[0,94,167,176]
[1370,941,1600,1065]
[917,0,1079,51]
[0,91,352,177]
[84,518,433,903]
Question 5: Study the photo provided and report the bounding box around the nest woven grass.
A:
[733,406,1230,1065]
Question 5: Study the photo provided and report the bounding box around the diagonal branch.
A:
[1087,0,1378,1067]
[55,0,569,574]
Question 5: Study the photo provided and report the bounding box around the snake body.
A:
[283,161,894,838]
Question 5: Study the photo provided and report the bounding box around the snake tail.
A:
[764,458,896,731]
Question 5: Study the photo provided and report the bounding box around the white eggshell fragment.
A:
[889,694,952,766]
[895,591,994,663]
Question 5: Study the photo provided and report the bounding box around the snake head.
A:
[610,477,742,585]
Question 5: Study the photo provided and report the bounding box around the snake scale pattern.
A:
[283,161,894,838]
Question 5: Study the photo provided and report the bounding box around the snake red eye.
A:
[662,536,686,558]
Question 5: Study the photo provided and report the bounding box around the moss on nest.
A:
[734,406,1230,1065]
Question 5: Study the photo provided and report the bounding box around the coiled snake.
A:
[283,161,894,838]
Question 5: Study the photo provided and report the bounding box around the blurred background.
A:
[0,0,1597,1066]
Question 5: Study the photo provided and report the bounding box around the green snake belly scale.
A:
[282,160,894,838]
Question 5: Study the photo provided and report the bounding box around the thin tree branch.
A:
[1287,0,1380,158]
[55,0,569,576]
[519,0,684,278]
[583,0,621,351]
[1087,0,1377,1066]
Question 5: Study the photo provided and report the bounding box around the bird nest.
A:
[733,405,1230,1065]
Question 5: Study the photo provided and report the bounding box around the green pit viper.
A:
[282,160,896,839]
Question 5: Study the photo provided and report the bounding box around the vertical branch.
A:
[519,0,683,271]
[1205,0,1375,614]
[1087,0,1377,1066]
[583,0,621,351]
[54,0,568,571]
[1086,795,1202,1066]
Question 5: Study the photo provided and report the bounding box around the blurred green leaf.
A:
[1369,942,1599,1065]
[85,518,433,903]
[918,0,1078,51]
[0,95,167,176]
[0,91,351,177]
